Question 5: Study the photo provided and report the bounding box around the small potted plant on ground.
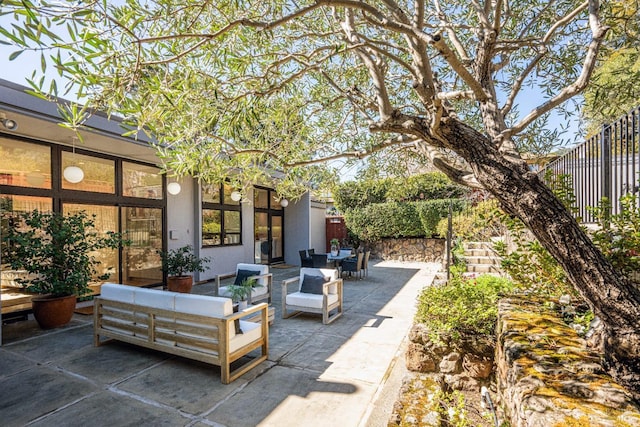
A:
[159,245,211,293]
[2,209,127,329]
[227,277,262,310]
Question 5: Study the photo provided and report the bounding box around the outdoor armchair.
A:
[215,263,272,304]
[281,267,343,324]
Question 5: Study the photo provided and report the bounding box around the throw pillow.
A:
[234,269,260,287]
[300,274,328,294]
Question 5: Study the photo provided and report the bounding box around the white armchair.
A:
[281,267,343,324]
[215,263,272,304]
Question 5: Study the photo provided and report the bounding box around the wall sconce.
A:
[280,198,289,208]
[230,191,242,202]
[63,137,85,184]
[167,181,181,195]
[0,113,18,131]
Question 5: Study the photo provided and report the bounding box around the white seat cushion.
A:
[286,291,339,309]
[218,285,268,300]
[229,320,263,353]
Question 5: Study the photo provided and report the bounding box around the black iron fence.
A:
[540,105,640,223]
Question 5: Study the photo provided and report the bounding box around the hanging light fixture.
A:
[230,190,242,202]
[280,198,289,207]
[63,137,84,184]
[167,181,181,195]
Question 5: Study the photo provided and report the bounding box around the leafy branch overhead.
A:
[0,0,616,195]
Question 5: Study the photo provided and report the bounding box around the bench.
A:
[94,283,269,384]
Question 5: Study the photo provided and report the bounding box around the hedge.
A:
[344,199,466,242]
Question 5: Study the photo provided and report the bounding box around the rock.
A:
[406,342,437,372]
[445,373,480,391]
[439,352,462,373]
[463,353,493,379]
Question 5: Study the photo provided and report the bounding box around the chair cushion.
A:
[300,274,327,294]
[234,269,261,286]
[286,292,339,309]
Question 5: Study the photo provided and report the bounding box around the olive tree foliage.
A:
[582,0,640,129]
[0,0,606,193]
[5,0,640,396]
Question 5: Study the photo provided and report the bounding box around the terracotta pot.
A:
[167,275,193,293]
[31,294,77,329]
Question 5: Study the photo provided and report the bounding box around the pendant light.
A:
[63,137,84,184]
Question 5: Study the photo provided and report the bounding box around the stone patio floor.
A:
[0,260,440,427]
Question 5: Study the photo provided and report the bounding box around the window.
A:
[61,151,115,193]
[0,138,51,189]
[123,162,162,199]
[1,136,165,288]
[202,184,242,246]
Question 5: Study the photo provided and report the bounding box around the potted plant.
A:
[330,238,340,256]
[2,209,127,329]
[159,245,211,293]
[226,277,262,310]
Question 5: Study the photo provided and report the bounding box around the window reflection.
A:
[63,204,119,285]
[0,138,51,189]
[62,152,115,193]
[122,207,163,286]
[123,162,162,199]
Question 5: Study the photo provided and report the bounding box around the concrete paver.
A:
[0,260,439,426]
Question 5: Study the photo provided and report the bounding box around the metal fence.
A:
[540,105,640,223]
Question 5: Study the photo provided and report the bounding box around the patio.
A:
[0,260,440,427]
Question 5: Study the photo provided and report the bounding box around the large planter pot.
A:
[31,294,77,329]
[167,275,193,293]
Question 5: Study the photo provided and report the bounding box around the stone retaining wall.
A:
[497,296,640,426]
[370,238,445,263]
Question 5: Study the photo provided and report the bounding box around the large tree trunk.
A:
[435,117,640,400]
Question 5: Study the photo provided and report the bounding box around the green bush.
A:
[344,198,465,241]
[385,172,468,202]
[415,274,515,343]
[333,171,469,212]
[435,199,505,240]
[417,199,467,237]
[344,202,423,241]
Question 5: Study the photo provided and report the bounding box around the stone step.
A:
[463,241,493,250]
[463,255,502,265]
[464,248,497,257]
[465,264,502,273]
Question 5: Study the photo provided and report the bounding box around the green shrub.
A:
[417,198,467,237]
[385,172,468,202]
[344,202,423,241]
[435,199,505,240]
[333,171,469,212]
[415,274,515,343]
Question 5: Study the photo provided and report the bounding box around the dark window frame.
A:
[201,183,243,248]
[0,133,167,286]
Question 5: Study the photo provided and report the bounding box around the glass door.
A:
[121,206,163,286]
[253,187,285,264]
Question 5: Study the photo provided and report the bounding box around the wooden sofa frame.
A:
[94,298,269,384]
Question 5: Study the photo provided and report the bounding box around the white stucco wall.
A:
[309,199,327,253]
[284,192,310,266]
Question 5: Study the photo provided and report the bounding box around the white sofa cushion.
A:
[133,287,176,310]
[174,293,232,317]
[286,292,339,309]
[100,283,135,303]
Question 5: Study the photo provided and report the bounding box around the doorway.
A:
[254,187,284,264]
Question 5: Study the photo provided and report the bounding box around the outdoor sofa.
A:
[94,283,269,384]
